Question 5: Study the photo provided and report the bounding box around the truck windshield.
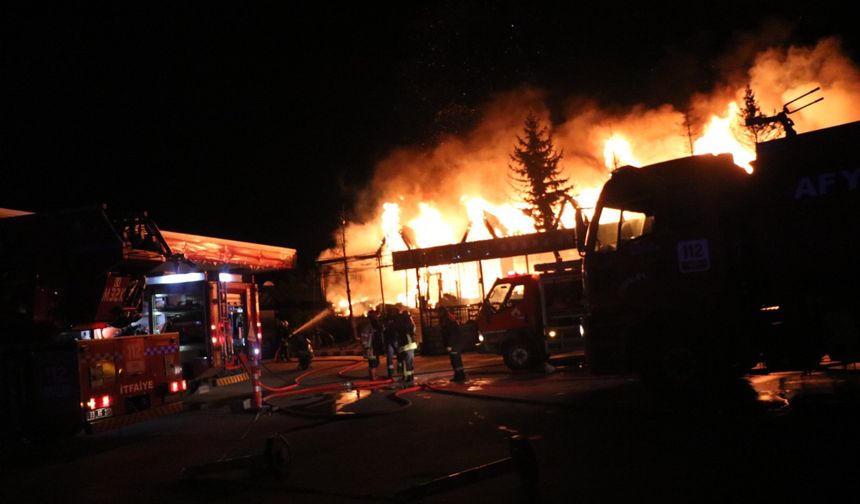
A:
[620,210,653,243]
[506,284,525,307]
[486,282,512,311]
[590,203,654,253]
[594,207,621,252]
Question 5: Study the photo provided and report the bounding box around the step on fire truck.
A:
[476,260,586,370]
[0,207,185,436]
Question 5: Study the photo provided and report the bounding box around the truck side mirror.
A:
[574,208,587,255]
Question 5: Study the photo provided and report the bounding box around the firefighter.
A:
[438,306,467,382]
[382,308,399,379]
[276,318,292,362]
[395,309,418,383]
[360,309,385,380]
[290,331,314,370]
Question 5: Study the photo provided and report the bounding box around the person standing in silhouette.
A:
[438,306,466,382]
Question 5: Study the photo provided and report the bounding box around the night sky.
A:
[3,2,856,265]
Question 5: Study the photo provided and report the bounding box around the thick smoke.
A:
[748,38,860,131]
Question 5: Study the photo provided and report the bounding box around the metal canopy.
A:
[391,228,576,270]
[161,230,296,271]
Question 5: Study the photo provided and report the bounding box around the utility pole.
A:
[683,110,695,156]
[377,251,386,309]
[477,260,485,300]
[340,210,357,341]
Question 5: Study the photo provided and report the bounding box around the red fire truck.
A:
[76,332,185,433]
[476,260,586,369]
[0,207,185,436]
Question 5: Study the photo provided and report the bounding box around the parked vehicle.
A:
[477,260,585,370]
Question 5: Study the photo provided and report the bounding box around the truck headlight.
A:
[547,330,557,338]
[477,333,484,343]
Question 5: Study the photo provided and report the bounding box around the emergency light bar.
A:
[146,272,243,284]
[147,272,205,285]
[218,273,242,283]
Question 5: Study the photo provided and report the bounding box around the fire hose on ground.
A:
[236,354,402,417]
[242,354,391,393]
[243,353,579,414]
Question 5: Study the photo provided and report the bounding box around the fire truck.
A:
[577,120,860,381]
[0,207,185,436]
[477,260,586,369]
[140,271,262,379]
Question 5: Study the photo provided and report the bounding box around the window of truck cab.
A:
[506,284,525,307]
[486,281,526,311]
[486,282,511,311]
[589,200,654,253]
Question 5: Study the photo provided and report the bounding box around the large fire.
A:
[320,37,860,315]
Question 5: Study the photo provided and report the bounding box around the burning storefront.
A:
[318,217,582,352]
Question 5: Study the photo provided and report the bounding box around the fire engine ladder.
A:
[218,282,236,364]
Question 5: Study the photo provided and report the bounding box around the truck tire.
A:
[502,339,536,370]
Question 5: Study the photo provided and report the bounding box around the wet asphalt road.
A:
[3,353,859,503]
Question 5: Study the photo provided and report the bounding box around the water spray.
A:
[291,308,332,335]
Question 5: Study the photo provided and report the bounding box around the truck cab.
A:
[581,122,860,380]
[581,154,760,379]
[477,260,585,369]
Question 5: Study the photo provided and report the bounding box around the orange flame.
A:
[693,102,756,173]
[603,135,640,169]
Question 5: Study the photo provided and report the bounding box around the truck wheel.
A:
[502,339,535,370]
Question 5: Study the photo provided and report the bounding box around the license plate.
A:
[86,407,113,422]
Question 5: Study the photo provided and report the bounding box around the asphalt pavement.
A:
[4,353,860,503]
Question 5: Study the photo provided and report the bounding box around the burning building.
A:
[318,37,860,327]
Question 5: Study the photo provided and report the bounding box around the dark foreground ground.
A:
[2,354,859,503]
